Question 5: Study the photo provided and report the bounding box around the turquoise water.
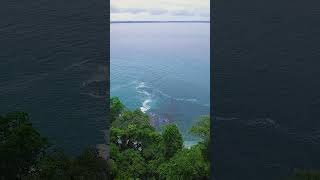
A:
[111,22,210,144]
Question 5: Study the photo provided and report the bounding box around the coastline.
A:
[111,21,210,24]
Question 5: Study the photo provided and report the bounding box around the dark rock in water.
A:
[149,112,173,128]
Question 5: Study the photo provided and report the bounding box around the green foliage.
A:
[158,145,210,180]
[1,97,211,180]
[110,108,164,179]
[0,112,48,179]
[113,108,150,128]
[68,147,110,179]
[289,169,320,180]
[109,97,210,179]
[110,144,147,179]
[110,109,157,153]
[31,150,72,180]
[162,124,183,159]
[28,147,110,180]
[190,115,210,142]
[0,112,111,180]
[110,97,125,123]
[158,116,211,180]
[190,115,210,161]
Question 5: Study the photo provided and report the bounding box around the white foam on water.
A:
[140,99,152,113]
[176,98,198,103]
[134,80,208,113]
[136,81,148,89]
[135,81,153,113]
[154,88,206,106]
[137,90,151,96]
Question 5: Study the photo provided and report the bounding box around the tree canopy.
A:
[0,112,111,180]
[109,97,210,179]
[0,98,211,179]
[162,124,183,159]
[0,112,48,179]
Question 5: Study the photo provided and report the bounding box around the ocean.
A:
[213,0,320,179]
[0,0,108,154]
[111,22,210,145]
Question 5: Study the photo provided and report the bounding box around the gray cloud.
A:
[171,9,195,16]
[200,12,210,17]
[110,6,122,13]
[111,6,146,14]
[149,9,168,15]
[111,6,169,16]
[126,8,146,14]
[111,0,210,21]
[111,6,209,19]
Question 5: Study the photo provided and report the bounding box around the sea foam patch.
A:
[135,81,153,113]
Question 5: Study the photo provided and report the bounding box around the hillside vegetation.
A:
[109,97,210,179]
[0,97,210,179]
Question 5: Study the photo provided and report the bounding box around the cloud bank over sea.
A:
[111,0,210,21]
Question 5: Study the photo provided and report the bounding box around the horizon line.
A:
[111,20,210,24]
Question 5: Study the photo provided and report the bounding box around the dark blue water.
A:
[0,0,108,154]
[111,22,210,146]
[213,0,320,179]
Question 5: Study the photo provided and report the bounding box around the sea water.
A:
[0,0,108,154]
[111,22,210,145]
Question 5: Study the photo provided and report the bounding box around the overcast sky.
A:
[111,0,210,21]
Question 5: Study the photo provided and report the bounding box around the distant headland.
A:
[111,21,210,24]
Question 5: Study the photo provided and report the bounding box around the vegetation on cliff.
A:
[0,111,110,180]
[1,100,318,180]
[108,97,210,179]
[0,97,210,179]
